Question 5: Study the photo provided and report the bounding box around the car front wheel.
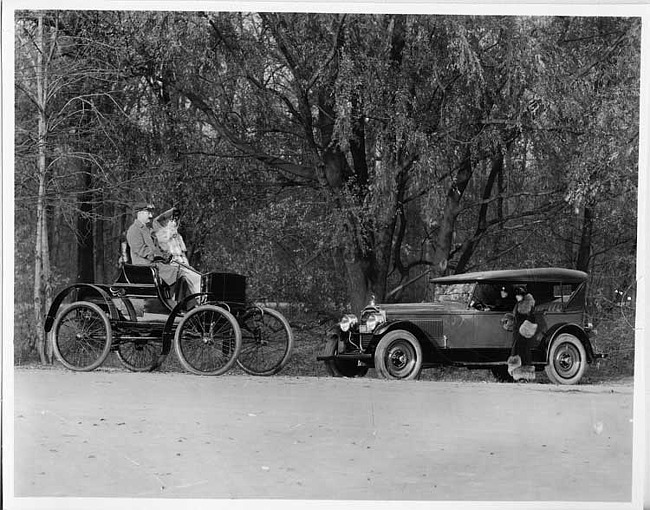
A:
[374,330,422,380]
[321,336,369,378]
[544,333,587,385]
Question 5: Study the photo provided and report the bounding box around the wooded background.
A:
[14,11,640,367]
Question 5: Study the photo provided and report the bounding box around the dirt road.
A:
[10,367,633,503]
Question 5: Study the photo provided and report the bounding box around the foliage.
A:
[13,11,640,371]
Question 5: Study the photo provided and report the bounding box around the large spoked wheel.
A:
[52,301,112,371]
[322,335,369,378]
[174,305,242,376]
[374,330,422,380]
[237,307,294,376]
[115,335,163,372]
[545,333,587,385]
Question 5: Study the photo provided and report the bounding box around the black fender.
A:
[161,294,203,356]
[540,322,595,363]
[44,284,120,333]
[371,320,440,359]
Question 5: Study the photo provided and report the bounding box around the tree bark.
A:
[431,150,474,274]
[94,194,105,283]
[576,204,594,272]
[455,152,504,273]
[34,13,53,364]
[77,163,94,283]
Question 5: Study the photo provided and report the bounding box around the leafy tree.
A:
[13,11,640,367]
[160,13,639,310]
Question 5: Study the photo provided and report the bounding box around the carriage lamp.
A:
[339,314,358,332]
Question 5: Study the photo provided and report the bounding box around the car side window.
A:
[472,283,512,311]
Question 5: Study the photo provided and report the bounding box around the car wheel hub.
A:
[387,342,414,373]
[390,349,408,369]
[558,352,573,369]
[555,344,580,376]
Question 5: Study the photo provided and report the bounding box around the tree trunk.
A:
[77,163,94,283]
[94,197,105,283]
[35,175,48,364]
[455,152,504,273]
[42,208,54,362]
[576,204,594,272]
[344,257,372,314]
[34,12,53,364]
[432,150,474,274]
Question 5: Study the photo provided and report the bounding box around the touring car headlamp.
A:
[339,314,358,332]
[360,311,386,333]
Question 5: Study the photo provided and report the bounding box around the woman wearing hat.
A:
[152,207,202,298]
[507,286,537,381]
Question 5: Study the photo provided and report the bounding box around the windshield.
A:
[433,283,474,305]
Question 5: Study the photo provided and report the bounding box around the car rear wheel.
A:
[374,330,422,380]
[544,333,587,385]
[322,335,369,378]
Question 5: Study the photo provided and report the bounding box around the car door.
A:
[469,282,512,348]
[471,308,512,348]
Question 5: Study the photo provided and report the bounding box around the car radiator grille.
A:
[360,334,373,350]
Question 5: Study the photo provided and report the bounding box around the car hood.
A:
[366,302,467,316]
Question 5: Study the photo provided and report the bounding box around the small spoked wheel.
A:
[545,333,587,385]
[237,307,294,376]
[52,301,112,371]
[174,304,242,376]
[374,329,422,380]
[115,336,163,372]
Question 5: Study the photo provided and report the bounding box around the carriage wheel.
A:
[174,305,242,376]
[237,307,294,376]
[52,301,112,371]
[115,336,163,372]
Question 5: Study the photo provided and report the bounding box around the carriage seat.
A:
[115,264,159,291]
[113,263,177,309]
[116,241,174,300]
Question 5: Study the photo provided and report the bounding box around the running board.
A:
[317,353,373,362]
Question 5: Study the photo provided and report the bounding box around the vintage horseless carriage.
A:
[44,264,294,376]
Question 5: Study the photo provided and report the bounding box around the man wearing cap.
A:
[126,202,181,290]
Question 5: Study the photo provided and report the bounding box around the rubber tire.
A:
[52,301,112,371]
[174,304,242,376]
[544,333,587,385]
[374,330,422,380]
[237,307,295,376]
[322,336,369,378]
[115,337,162,372]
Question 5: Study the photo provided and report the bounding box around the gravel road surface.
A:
[10,367,634,504]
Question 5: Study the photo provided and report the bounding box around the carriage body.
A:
[45,264,293,376]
